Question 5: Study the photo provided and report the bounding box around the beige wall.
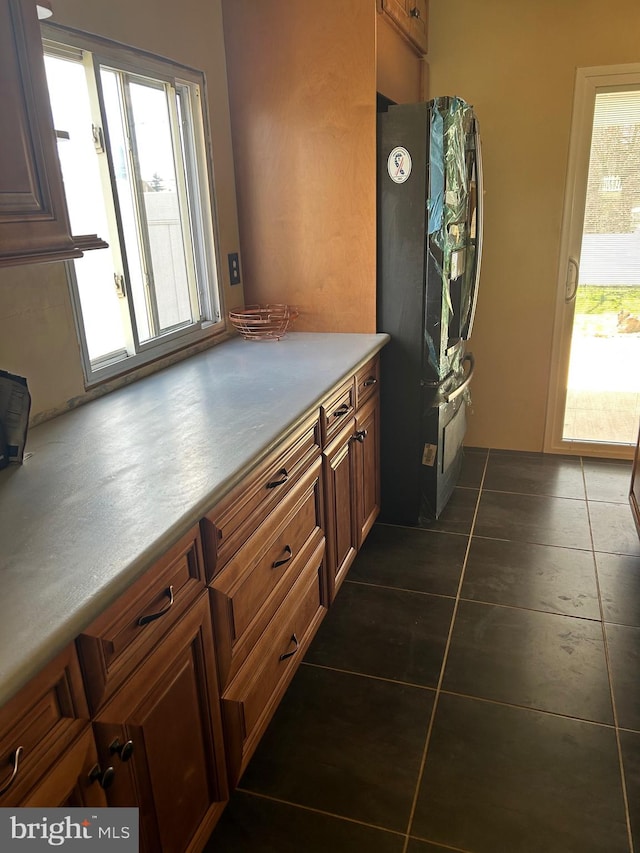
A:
[428,0,640,451]
[0,0,241,422]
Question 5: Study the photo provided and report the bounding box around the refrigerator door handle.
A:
[442,353,475,403]
[462,116,484,340]
[422,369,454,389]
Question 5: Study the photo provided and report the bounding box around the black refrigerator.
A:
[377,97,483,524]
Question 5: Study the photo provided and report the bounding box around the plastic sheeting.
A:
[425,96,478,380]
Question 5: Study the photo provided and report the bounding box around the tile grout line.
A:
[302,657,623,730]
[232,787,409,840]
[400,449,491,853]
[581,454,635,853]
[234,788,475,853]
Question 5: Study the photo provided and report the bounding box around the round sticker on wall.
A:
[387,146,412,183]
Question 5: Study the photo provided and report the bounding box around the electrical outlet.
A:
[228,252,241,286]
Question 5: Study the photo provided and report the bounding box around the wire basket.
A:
[228,304,298,341]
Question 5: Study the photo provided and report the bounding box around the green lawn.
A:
[576,285,640,315]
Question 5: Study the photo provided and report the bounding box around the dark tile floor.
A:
[206,448,640,853]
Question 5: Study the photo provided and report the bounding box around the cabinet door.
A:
[380,0,428,56]
[93,594,228,853]
[323,418,359,600]
[354,394,381,547]
[0,0,82,266]
[0,644,90,807]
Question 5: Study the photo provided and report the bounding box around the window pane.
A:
[129,79,196,334]
[101,69,151,343]
[43,31,222,384]
[564,88,640,444]
[44,55,127,362]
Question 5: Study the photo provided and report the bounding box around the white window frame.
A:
[544,63,640,458]
[42,26,226,386]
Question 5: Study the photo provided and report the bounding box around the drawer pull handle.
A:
[138,585,174,626]
[88,763,116,790]
[279,633,299,661]
[0,746,23,796]
[333,404,350,418]
[109,738,135,762]
[363,377,377,387]
[272,545,293,569]
[266,468,289,489]
[353,429,368,443]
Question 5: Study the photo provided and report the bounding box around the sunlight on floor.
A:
[565,312,640,445]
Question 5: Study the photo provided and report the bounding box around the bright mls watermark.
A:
[0,809,138,850]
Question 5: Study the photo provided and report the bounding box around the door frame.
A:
[544,63,640,460]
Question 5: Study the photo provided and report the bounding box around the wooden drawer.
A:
[211,458,325,688]
[320,378,356,447]
[76,525,206,714]
[0,645,89,806]
[202,412,321,579]
[221,553,328,786]
[355,356,380,410]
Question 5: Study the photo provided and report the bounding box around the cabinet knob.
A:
[88,763,115,789]
[363,377,377,387]
[352,429,368,443]
[109,738,134,762]
[0,746,23,796]
[410,6,421,18]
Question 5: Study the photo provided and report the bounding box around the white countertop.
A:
[0,332,388,707]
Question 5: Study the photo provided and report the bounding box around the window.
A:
[600,175,622,192]
[43,32,223,383]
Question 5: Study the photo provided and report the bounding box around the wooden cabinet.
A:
[0,350,383,847]
[209,458,325,689]
[206,355,380,785]
[92,594,227,853]
[201,413,321,580]
[75,526,227,853]
[0,644,106,808]
[378,0,428,56]
[323,357,381,600]
[221,554,327,786]
[320,379,356,447]
[354,357,381,546]
[0,0,106,267]
[354,393,381,547]
[323,416,359,600]
[205,419,328,786]
[632,423,640,538]
[76,526,206,714]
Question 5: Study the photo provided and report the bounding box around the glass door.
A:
[545,65,640,458]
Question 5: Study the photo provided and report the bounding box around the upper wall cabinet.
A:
[0,0,105,268]
[378,0,428,56]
